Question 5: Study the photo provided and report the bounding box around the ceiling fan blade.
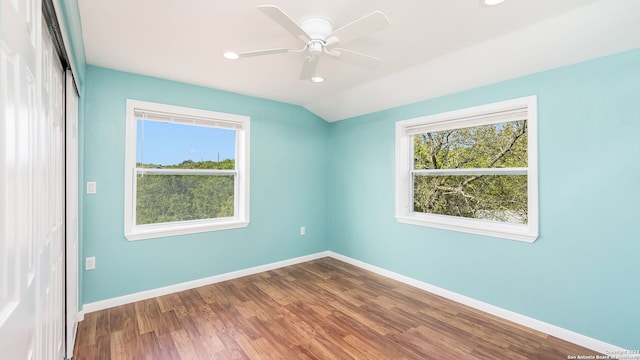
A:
[258,5,311,43]
[328,11,390,44]
[299,55,319,80]
[237,48,295,58]
[330,48,384,68]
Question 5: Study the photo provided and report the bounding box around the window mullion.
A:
[412,168,528,176]
[135,168,237,176]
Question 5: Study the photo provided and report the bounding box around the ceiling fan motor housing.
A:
[301,17,333,41]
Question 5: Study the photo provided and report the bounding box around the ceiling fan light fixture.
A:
[223,51,240,60]
[482,0,505,6]
[310,76,325,83]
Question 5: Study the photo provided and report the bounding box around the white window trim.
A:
[395,96,538,243]
[124,99,250,241]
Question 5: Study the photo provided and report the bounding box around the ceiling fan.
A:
[223,5,391,83]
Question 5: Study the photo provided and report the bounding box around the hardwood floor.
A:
[74,257,604,359]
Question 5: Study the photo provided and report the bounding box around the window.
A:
[124,100,250,240]
[395,96,538,242]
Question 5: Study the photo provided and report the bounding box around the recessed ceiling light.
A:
[310,76,325,83]
[482,0,505,6]
[223,51,239,60]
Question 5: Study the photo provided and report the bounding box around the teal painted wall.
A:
[328,49,640,349]
[82,66,329,304]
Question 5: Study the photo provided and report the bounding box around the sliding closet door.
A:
[0,0,43,358]
[0,0,66,358]
[40,17,66,360]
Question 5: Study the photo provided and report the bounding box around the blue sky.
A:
[136,120,236,165]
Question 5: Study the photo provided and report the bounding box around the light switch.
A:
[87,181,96,194]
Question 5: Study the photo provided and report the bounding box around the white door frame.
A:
[65,69,80,359]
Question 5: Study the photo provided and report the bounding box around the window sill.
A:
[396,214,537,243]
[125,219,249,241]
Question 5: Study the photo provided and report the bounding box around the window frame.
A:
[395,96,538,242]
[124,99,250,241]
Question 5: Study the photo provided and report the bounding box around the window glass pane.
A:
[137,120,236,170]
[136,174,235,225]
[414,120,527,170]
[413,174,528,224]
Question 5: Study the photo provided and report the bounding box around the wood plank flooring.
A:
[74,257,605,359]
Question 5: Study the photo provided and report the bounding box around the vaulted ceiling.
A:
[78,0,640,122]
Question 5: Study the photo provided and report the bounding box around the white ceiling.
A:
[78,0,640,122]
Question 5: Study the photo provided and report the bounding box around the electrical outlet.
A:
[85,256,96,270]
[300,226,306,236]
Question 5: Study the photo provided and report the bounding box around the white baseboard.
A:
[80,249,633,358]
[81,251,330,315]
[327,251,632,358]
